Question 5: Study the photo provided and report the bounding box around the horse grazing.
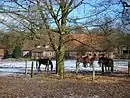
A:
[98,55,114,74]
[36,58,53,72]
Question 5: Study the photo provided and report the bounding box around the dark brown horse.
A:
[36,58,53,72]
[98,54,114,73]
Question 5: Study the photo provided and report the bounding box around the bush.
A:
[12,46,21,59]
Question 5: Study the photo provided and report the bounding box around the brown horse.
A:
[76,54,96,67]
[98,54,114,74]
[75,54,97,74]
[36,58,53,72]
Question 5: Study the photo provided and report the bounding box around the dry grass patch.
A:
[30,73,130,84]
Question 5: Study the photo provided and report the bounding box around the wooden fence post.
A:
[47,60,49,72]
[25,60,28,75]
[31,61,34,78]
[76,62,79,74]
[92,64,95,81]
[128,61,130,75]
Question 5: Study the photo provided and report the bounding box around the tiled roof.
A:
[22,33,113,52]
[64,34,106,51]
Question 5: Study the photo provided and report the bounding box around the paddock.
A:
[0,59,129,76]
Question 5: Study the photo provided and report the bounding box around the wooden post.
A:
[76,62,79,74]
[102,63,104,74]
[92,64,95,81]
[31,61,34,78]
[46,60,49,72]
[25,60,28,75]
[128,61,130,75]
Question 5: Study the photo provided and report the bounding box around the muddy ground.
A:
[0,72,130,98]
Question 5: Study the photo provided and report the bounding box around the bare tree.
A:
[120,0,130,32]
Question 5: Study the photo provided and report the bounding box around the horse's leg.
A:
[105,63,109,72]
[102,64,104,74]
[36,61,38,69]
[105,65,107,72]
[86,63,89,67]
[111,65,114,72]
[44,64,46,71]
[46,64,49,72]
[51,63,53,71]
[99,63,101,67]
[111,60,114,73]
[38,64,41,71]
[108,61,112,73]
[45,64,48,71]
[109,63,114,73]
[108,65,110,73]
[89,63,91,67]
[83,62,86,67]
[90,63,93,68]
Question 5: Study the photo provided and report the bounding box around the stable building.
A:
[22,34,115,59]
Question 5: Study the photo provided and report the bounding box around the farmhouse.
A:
[22,33,115,59]
[22,39,55,59]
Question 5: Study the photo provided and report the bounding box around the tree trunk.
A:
[57,46,65,79]
[76,62,79,74]
[55,35,65,79]
[128,61,130,75]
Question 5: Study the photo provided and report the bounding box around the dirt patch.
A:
[0,73,130,98]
